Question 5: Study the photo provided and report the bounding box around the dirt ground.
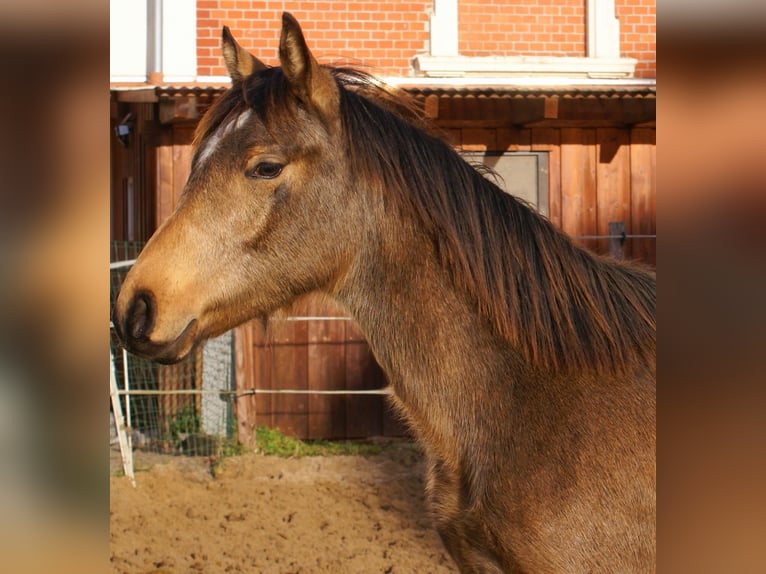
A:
[110,443,457,573]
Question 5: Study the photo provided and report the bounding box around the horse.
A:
[113,13,656,573]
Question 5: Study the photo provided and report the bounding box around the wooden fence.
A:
[234,297,408,444]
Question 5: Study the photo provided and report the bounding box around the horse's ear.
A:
[278,12,339,126]
[222,26,267,82]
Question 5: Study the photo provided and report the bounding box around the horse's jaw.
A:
[114,311,200,364]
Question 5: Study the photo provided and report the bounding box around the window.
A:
[462,152,549,217]
[110,0,197,83]
[412,0,636,79]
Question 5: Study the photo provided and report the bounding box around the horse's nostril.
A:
[126,291,156,341]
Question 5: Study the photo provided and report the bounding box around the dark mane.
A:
[334,70,655,375]
[199,67,656,375]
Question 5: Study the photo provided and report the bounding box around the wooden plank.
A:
[174,125,196,146]
[509,96,547,126]
[531,128,562,228]
[155,128,174,227]
[522,119,638,129]
[140,117,158,241]
[462,94,479,120]
[560,129,597,239]
[448,94,465,124]
[437,94,452,122]
[461,128,497,151]
[556,96,654,126]
[490,95,514,126]
[609,221,627,261]
[307,317,348,439]
[130,105,154,241]
[630,128,656,265]
[423,94,439,119]
[496,127,531,151]
[172,141,192,208]
[253,319,274,431]
[271,319,309,438]
[110,117,126,240]
[114,89,159,103]
[596,128,632,256]
[233,323,257,447]
[159,96,199,124]
[485,94,505,126]
[544,96,559,119]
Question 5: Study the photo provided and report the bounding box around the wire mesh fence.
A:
[110,332,237,454]
[110,242,239,476]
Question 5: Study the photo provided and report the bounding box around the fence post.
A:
[111,348,136,486]
[609,221,626,260]
[201,331,233,437]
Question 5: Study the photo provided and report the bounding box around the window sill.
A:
[411,55,637,79]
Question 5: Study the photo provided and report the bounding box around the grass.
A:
[112,426,392,479]
[253,426,386,458]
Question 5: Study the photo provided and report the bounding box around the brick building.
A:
[112,0,655,81]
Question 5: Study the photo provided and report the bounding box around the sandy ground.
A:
[110,443,457,573]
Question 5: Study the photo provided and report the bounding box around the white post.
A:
[110,348,135,486]
[122,347,132,452]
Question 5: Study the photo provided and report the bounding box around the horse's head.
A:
[113,14,356,363]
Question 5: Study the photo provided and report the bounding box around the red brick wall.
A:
[197,1,430,77]
[458,0,586,59]
[459,0,655,79]
[617,0,656,78]
[197,1,655,79]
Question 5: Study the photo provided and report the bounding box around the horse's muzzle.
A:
[113,290,199,364]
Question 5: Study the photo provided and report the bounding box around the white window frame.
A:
[110,0,197,84]
[413,0,637,80]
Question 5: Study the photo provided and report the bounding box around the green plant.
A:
[169,404,201,441]
[254,426,385,458]
[219,439,247,457]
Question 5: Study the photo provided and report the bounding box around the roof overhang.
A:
[110,78,655,128]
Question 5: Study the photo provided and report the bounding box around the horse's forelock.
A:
[193,67,297,153]
[193,84,248,151]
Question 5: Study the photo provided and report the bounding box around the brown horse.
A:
[113,13,655,573]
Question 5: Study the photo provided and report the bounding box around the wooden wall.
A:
[425,89,656,266]
[110,100,158,242]
[155,125,195,226]
[110,94,202,238]
[449,125,656,265]
[234,298,407,445]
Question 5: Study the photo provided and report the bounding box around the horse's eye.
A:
[248,162,284,179]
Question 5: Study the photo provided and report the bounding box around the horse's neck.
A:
[332,226,515,449]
